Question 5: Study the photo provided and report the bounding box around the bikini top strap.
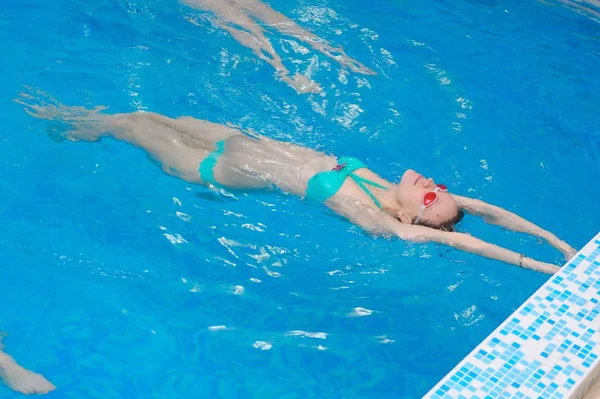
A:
[351,174,388,190]
[350,174,386,209]
[333,156,389,209]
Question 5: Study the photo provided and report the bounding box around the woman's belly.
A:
[214,135,337,195]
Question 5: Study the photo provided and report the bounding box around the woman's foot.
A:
[14,87,113,142]
[0,358,55,395]
[281,72,322,94]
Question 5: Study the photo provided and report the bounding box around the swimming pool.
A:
[1,0,598,397]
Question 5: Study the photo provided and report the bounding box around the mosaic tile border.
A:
[424,232,600,399]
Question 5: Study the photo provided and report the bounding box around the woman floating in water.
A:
[182,0,376,93]
[17,91,576,274]
[0,334,54,395]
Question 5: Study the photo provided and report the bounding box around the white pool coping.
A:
[424,232,600,399]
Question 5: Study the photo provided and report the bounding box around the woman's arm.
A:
[453,195,576,260]
[328,197,561,274]
[390,221,560,274]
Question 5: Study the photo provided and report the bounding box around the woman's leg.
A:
[184,0,321,93]
[15,91,239,184]
[237,0,376,75]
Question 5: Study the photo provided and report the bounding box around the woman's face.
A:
[396,169,460,225]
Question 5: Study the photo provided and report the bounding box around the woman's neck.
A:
[369,184,396,208]
[373,186,411,222]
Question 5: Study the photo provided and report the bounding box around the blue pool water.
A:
[1,0,599,397]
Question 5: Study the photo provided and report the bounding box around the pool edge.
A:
[423,232,600,399]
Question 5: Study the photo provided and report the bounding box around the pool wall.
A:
[425,232,600,399]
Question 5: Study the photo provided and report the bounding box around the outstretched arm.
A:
[389,221,560,274]
[453,195,576,260]
[328,197,561,274]
[0,350,55,395]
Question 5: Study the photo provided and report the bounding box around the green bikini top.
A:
[305,156,388,208]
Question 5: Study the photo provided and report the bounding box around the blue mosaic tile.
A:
[424,232,600,399]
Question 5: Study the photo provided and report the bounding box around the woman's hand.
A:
[549,237,577,261]
[560,244,577,261]
[522,257,561,275]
